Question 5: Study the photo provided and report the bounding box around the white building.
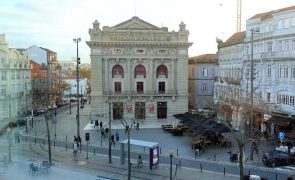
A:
[245,6,295,124]
[215,6,295,130]
[215,32,245,130]
[0,34,32,124]
[87,17,192,121]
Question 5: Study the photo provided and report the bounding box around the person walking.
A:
[105,127,109,138]
[77,136,82,152]
[54,110,57,117]
[111,134,115,147]
[137,154,143,168]
[101,128,106,138]
[73,136,78,155]
[136,122,139,130]
[115,132,120,142]
[73,141,78,155]
[99,121,103,130]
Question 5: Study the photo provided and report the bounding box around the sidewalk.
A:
[0,142,239,180]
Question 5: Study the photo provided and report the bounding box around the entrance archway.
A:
[135,102,145,119]
[113,102,123,120]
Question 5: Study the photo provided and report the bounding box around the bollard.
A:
[66,136,68,151]
[200,164,202,172]
[214,154,216,161]
[177,149,178,156]
[224,168,225,176]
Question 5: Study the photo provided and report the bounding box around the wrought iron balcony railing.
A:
[103,90,177,97]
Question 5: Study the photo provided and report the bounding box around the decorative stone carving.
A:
[169,48,176,55]
[89,20,101,41]
[179,21,186,32]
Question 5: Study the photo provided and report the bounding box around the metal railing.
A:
[103,90,177,97]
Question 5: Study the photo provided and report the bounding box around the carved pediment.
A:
[111,16,160,31]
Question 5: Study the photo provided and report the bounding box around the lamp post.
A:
[168,149,174,180]
[249,28,259,136]
[108,103,112,164]
[73,37,81,137]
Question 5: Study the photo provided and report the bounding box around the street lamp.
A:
[250,28,259,136]
[168,149,174,180]
[73,37,81,137]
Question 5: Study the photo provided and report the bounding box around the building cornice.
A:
[86,41,192,48]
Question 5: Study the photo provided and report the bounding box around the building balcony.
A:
[103,90,177,97]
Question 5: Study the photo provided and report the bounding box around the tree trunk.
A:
[239,144,244,180]
[45,111,52,165]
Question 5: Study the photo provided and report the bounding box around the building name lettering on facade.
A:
[110,34,171,41]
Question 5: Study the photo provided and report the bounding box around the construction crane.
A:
[219,0,242,32]
[236,0,242,32]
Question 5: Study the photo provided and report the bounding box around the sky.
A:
[1,0,294,64]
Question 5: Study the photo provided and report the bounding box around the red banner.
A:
[127,105,132,112]
[149,103,154,113]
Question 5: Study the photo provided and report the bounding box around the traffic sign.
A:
[278,132,285,140]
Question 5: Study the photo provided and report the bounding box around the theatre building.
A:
[87,17,192,121]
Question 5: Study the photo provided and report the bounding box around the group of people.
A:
[73,136,81,155]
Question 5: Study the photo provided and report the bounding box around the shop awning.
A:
[265,114,292,126]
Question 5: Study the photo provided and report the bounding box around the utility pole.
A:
[73,37,81,137]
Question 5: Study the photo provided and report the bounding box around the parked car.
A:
[262,150,295,167]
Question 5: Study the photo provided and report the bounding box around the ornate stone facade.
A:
[87,17,192,121]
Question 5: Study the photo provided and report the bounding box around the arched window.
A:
[134,65,146,78]
[156,65,168,78]
[112,65,124,78]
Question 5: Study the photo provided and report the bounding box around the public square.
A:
[0,103,294,180]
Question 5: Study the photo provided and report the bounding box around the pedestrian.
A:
[105,127,109,138]
[137,154,143,168]
[54,110,57,117]
[174,160,181,177]
[101,128,106,138]
[111,134,115,147]
[99,121,103,130]
[74,136,77,142]
[115,132,120,141]
[136,122,139,130]
[73,141,78,155]
[77,136,82,152]
[14,131,20,143]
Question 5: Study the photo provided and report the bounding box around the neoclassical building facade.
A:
[87,17,192,121]
[0,34,32,124]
